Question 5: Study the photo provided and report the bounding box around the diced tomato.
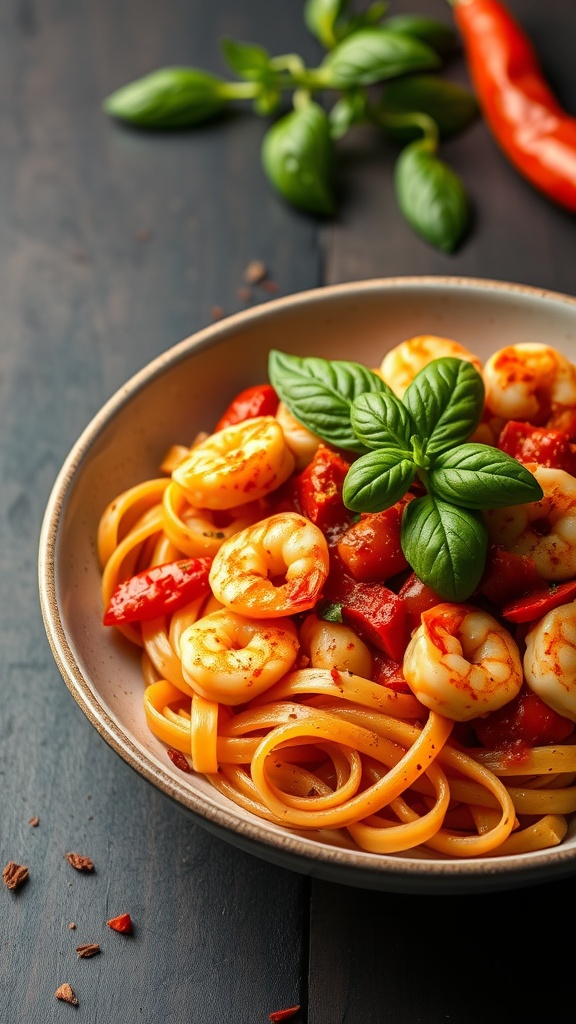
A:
[497,420,576,475]
[471,688,574,749]
[323,554,410,661]
[397,572,443,633]
[336,499,410,583]
[371,651,411,693]
[214,383,279,431]
[103,557,212,625]
[501,578,576,623]
[295,445,352,535]
[477,545,542,607]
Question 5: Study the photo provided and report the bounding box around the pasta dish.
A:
[97,334,576,859]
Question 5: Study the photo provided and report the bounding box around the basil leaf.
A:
[401,495,487,601]
[220,38,272,82]
[429,444,544,509]
[377,74,478,142]
[403,357,484,454]
[304,0,348,49]
[268,350,386,451]
[395,138,470,252]
[383,15,458,56]
[319,602,344,623]
[329,90,367,139]
[343,450,416,512]
[319,28,441,89]
[350,390,416,452]
[261,101,335,216]
[103,68,227,128]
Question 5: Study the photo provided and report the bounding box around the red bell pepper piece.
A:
[471,688,574,749]
[103,557,212,625]
[501,578,576,623]
[295,445,352,535]
[336,500,409,583]
[371,651,411,693]
[214,383,279,431]
[477,545,542,607]
[397,572,443,633]
[497,420,576,475]
[324,555,410,662]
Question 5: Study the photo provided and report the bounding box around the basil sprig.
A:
[268,350,544,601]
[103,3,481,252]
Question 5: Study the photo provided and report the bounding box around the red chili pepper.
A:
[214,383,279,431]
[501,578,576,623]
[450,0,576,211]
[106,913,133,934]
[167,749,192,773]
[103,557,212,625]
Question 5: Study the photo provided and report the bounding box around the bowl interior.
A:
[39,277,576,894]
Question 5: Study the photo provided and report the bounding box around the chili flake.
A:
[65,852,94,872]
[55,983,78,1006]
[107,912,133,934]
[2,861,29,890]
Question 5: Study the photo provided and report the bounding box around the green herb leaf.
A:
[377,74,478,142]
[401,495,488,601]
[268,350,386,451]
[319,602,344,623]
[395,138,470,252]
[304,0,348,49]
[383,15,458,56]
[220,38,273,82]
[343,450,416,512]
[350,390,416,451]
[329,90,367,139]
[429,444,544,509]
[103,68,227,128]
[261,101,336,216]
[319,28,441,89]
[403,357,484,455]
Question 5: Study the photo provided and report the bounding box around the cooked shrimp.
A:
[403,603,523,721]
[179,608,299,705]
[209,511,329,618]
[275,401,322,470]
[524,600,576,722]
[300,614,373,678]
[171,416,295,510]
[483,343,576,423]
[380,335,482,398]
[485,465,576,581]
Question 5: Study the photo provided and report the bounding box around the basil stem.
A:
[375,74,478,142]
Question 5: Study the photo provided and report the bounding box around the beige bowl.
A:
[38,276,576,894]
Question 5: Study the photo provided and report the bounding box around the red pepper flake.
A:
[211,305,225,321]
[167,748,192,773]
[68,922,77,930]
[107,912,133,934]
[55,983,78,1006]
[2,861,29,890]
[269,1007,301,1022]
[28,816,39,827]
[65,852,94,872]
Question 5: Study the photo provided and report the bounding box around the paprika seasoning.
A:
[449,0,576,211]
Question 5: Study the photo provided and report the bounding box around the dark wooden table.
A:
[3,1,576,1021]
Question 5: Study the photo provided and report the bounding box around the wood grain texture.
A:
[3,0,576,1021]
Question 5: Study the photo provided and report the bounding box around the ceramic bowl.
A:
[38,276,576,895]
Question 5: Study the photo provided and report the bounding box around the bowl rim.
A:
[38,275,576,893]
